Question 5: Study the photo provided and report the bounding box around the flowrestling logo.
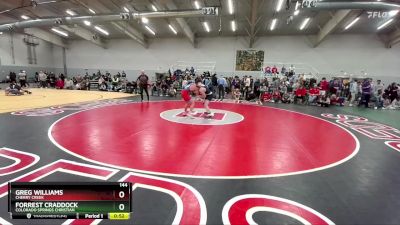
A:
[367,11,398,19]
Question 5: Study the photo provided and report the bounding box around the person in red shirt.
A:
[308,84,319,105]
[272,89,281,103]
[55,78,64,89]
[319,77,329,96]
[271,66,278,75]
[294,85,307,104]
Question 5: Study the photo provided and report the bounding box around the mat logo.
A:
[175,112,226,120]
[11,99,134,117]
[385,141,400,153]
[160,108,244,126]
[0,148,335,225]
[321,114,400,140]
[321,114,400,155]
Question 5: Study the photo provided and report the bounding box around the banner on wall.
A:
[235,50,264,71]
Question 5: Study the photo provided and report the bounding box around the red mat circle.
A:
[50,101,358,178]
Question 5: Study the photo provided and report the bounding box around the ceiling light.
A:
[344,17,359,30]
[94,26,109,36]
[123,7,129,12]
[83,20,91,26]
[168,24,177,34]
[194,1,200,9]
[0,32,3,35]
[145,25,156,35]
[276,0,284,12]
[51,28,68,37]
[377,18,394,30]
[270,18,277,31]
[294,10,299,16]
[231,20,236,32]
[88,8,96,14]
[21,15,30,20]
[151,4,157,11]
[228,0,234,15]
[141,17,149,24]
[299,18,310,30]
[203,22,210,32]
[65,9,77,16]
[295,1,300,10]
[388,10,399,17]
[38,0,57,4]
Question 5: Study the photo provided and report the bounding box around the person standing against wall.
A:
[349,79,358,106]
[360,78,371,108]
[9,71,16,83]
[18,70,27,87]
[137,71,150,102]
[211,74,218,99]
[39,71,47,88]
[217,76,227,100]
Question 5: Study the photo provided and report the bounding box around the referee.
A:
[137,71,149,102]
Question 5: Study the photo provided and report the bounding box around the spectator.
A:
[244,76,251,99]
[9,71,16,83]
[233,88,241,103]
[288,65,295,77]
[18,70,27,87]
[360,79,372,108]
[387,82,398,105]
[125,81,135,94]
[111,75,120,91]
[281,65,287,75]
[39,71,47,88]
[271,65,278,75]
[281,93,291,103]
[55,78,64,89]
[349,80,358,106]
[318,93,330,107]
[308,84,320,105]
[49,72,56,88]
[374,89,384,109]
[64,78,73,90]
[272,89,281,103]
[161,80,169,96]
[217,76,227,100]
[330,94,345,106]
[294,85,307,104]
[98,76,107,91]
[319,77,329,96]
[211,74,218,98]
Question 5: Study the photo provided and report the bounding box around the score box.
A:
[8,182,132,220]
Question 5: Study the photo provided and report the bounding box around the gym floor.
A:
[0,90,399,225]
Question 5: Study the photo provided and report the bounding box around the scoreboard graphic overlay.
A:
[8,182,131,220]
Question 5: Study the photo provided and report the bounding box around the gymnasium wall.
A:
[64,34,400,85]
[0,33,63,80]
[1,33,399,85]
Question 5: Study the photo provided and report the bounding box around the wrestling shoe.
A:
[182,112,194,117]
[204,112,214,117]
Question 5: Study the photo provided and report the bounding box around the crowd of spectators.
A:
[157,66,400,110]
[3,67,399,110]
